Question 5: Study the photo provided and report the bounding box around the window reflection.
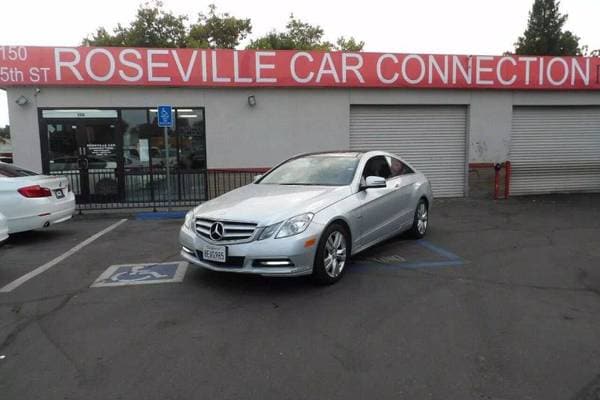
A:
[121,109,155,169]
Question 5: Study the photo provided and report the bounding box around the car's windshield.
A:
[259,155,359,186]
[0,163,39,178]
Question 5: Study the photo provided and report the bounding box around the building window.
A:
[39,107,207,204]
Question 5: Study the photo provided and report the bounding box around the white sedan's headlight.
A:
[184,211,195,229]
[276,213,314,239]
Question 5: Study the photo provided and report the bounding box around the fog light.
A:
[253,259,294,267]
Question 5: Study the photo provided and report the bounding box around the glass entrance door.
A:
[78,121,119,203]
[45,116,121,203]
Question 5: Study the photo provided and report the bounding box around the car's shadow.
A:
[186,266,321,295]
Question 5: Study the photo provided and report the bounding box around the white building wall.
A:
[5,86,600,173]
[468,91,514,163]
[7,88,43,172]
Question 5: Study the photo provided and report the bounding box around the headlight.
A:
[184,211,195,229]
[258,222,282,240]
[276,213,314,239]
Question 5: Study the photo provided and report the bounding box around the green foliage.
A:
[187,4,252,48]
[83,1,188,47]
[514,0,581,56]
[336,37,365,52]
[83,2,250,49]
[247,15,364,51]
[83,3,364,51]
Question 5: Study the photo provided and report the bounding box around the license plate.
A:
[203,245,227,263]
[55,189,65,199]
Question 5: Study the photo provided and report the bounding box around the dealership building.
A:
[2,46,600,205]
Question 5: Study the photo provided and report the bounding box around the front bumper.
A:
[179,222,323,277]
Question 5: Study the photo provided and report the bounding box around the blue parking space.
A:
[353,239,464,270]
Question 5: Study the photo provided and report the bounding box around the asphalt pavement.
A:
[0,195,599,400]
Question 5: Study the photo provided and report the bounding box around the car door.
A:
[386,156,418,229]
[353,156,398,247]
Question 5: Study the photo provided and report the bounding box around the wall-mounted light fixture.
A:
[15,95,29,106]
[247,95,257,107]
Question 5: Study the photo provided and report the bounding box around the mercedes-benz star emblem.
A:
[209,222,225,241]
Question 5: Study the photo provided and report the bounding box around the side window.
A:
[362,156,392,179]
[386,156,414,178]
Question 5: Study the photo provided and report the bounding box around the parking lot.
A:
[1,195,599,400]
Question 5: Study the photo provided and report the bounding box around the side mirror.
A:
[361,176,386,190]
[253,174,263,182]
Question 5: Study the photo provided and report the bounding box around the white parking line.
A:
[0,219,128,293]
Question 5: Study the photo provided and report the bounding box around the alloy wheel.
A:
[323,231,347,278]
[417,202,428,235]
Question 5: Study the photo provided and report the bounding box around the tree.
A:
[83,2,250,49]
[187,4,252,48]
[83,1,188,47]
[83,3,364,51]
[247,15,364,51]
[514,0,581,56]
[336,37,365,52]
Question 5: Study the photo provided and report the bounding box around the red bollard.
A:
[494,163,502,200]
[504,161,512,199]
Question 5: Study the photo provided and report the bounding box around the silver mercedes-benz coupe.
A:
[180,151,433,284]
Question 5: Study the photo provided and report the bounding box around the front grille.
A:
[195,217,258,243]
[195,251,245,268]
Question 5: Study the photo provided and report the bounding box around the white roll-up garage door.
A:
[349,105,467,197]
[509,107,600,195]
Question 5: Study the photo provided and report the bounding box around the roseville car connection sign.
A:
[1,45,599,90]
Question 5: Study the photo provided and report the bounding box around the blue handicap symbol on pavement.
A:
[92,262,188,287]
[110,264,175,283]
[157,105,173,127]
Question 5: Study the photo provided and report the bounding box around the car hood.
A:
[193,184,352,226]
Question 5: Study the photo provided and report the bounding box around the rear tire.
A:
[409,199,428,239]
[312,223,350,285]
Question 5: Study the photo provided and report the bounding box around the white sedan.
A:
[0,162,75,235]
[0,211,8,242]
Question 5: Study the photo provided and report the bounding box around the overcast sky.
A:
[2,0,599,126]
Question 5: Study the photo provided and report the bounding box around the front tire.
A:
[312,223,350,285]
[409,199,429,239]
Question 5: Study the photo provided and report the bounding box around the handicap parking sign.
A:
[157,105,173,127]
[91,262,188,287]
